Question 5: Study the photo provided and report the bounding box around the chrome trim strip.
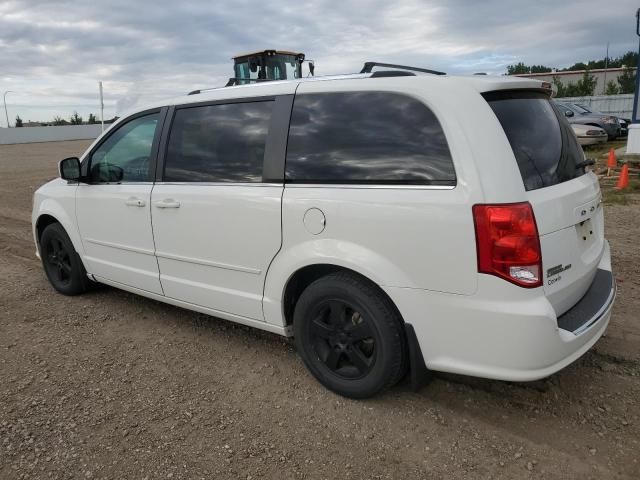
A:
[154,182,283,187]
[85,238,155,256]
[152,182,454,190]
[284,184,456,190]
[572,281,616,336]
[155,251,261,275]
[79,182,156,186]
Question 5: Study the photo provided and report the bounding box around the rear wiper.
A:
[575,159,595,170]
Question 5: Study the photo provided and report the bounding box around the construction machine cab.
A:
[229,50,312,86]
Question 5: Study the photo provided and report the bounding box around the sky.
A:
[1,0,639,125]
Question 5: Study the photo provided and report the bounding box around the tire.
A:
[40,223,89,296]
[293,272,406,399]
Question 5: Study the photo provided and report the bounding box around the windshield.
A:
[573,104,591,114]
[485,91,586,191]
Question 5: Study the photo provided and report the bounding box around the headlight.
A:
[603,116,617,124]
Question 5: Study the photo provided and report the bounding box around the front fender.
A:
[262,238,412,327]
[32,180,83,256]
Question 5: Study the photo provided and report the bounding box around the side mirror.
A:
[59,157,81,181]
[564,110,574,118]
[308,61,315,76]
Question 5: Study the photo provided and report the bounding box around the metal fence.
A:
[556,94,634,119]
[0,124,103,145]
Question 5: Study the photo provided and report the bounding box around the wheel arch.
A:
[34,205,84,257]
[35,214,59,246]
[281,263,405,329]
[280,262,431,391]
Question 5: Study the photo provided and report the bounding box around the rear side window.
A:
[485,91,585,191]
[164,101,273,182]
[286,92,455,185]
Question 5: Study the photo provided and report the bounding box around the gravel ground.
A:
[0,140,639,480]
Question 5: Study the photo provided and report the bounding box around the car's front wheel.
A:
[293,272,406,398]
[40,223,89,296]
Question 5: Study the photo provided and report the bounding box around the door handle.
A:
[125,197,146,207]
[155,199,181,209]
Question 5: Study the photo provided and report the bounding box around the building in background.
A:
[514,67,627,95]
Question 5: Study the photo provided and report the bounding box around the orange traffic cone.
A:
[607,148,617,176]
[615,163,629,190]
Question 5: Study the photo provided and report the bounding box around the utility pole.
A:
[625,9,640,153]
[98,81,104,132]
[603,41,609,95]
[3,90,15,128]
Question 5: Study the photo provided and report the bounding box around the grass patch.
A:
[583,140,626,159]
[602,190,628,205]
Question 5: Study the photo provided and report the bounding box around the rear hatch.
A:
[485,90,604,316]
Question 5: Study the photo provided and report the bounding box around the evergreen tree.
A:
[617,67,636,94]
[605,80,619,95]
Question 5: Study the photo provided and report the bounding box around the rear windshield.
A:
[484,91,585,191]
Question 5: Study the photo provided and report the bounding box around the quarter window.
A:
[89,113,159,182]
[487,92,585,191]
[285,92,456,185]
[164,101,274,182]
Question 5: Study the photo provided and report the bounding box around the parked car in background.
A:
[571,124,608,146]
[555,101,621,140]
[574,103,628,137]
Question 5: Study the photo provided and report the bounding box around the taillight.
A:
[472,202,542,288]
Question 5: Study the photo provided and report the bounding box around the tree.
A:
[574,70,597,96]
[507,62,530,75]
[617,67,636,94]
[506,50,638,76]
[87,113,97,124]
[70,111,83,125]
[553,71,597,97]
[618,51,638,68]
[553,76,567,97]
[530,65,552,73]
[605,80,619,95]
[15,115,23,127]
[52,116,66,126]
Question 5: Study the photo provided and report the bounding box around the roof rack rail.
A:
[370,70,415,78]
[188,78,273,95]
[360,62,446,76]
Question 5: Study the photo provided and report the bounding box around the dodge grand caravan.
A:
[32,69,616,398]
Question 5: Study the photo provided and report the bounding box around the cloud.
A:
[1,0,638,124]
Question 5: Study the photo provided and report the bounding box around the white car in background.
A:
[571,124,608,146]
[32,69,616,398]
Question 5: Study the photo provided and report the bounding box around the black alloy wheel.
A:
[294,272,406,398]
[43,235,73,287]
[40,223,89,295]
[308,299,376,379]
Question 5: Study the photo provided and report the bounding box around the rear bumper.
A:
[385,241,615,382]
[577,135,607,146]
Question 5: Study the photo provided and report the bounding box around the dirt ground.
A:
[0,140,639,480]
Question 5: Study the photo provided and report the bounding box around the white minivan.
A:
[32,67,616,398]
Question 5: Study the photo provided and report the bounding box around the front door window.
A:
[89,113,159,183]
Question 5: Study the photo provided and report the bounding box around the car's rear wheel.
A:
[293,272,406,398]
[40,223,89,296]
